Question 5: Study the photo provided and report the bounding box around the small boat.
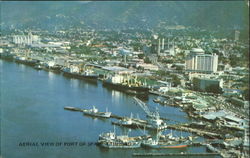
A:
[98,132,116,141]
[83,106,111,118]
[153,97,161,103]
[34,64,43,70]
[64,106,81,111]
[111,113,137,128]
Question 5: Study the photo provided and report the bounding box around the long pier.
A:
[64,106,222,138]
[132,152,221,157]
[167,124,222,138]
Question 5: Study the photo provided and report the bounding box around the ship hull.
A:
[0,53,14,61]
[99,142,141,148]
[83,112,111,118]
[44,66,62,73]
[141,143,188,149]
[63,71,98,80]
[111,121,137,128]
[15,59,37,66]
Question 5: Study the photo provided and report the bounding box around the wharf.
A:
[167,124,222,138]
[64,106,222,137]
[132,152,221,157]
[112,121,168,130]
[64,106,143,120]
[64,106,167,130]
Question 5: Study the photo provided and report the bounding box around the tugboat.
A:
[83,106,111,118]
[97,127,141,148]
[34,64,43,70]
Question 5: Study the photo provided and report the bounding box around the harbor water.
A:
[0,59,218,158]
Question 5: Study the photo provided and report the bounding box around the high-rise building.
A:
[185,48,218,73]
[157,38,161,55]
[234,30,240,41]
[161,38,164,50]
[151,36,166,55]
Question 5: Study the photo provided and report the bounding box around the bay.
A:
[0,59,215,158]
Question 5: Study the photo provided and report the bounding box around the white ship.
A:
[83,106,111,118]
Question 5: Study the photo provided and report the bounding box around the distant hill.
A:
[1,1,248,31]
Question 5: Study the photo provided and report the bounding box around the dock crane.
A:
[133,97,160,119]
[133,97,165,129]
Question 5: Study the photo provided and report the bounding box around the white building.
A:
[136,63,159,71]
[185,48,218,73]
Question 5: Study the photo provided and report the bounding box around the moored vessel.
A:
[34,64,43,70]
[141,138,188,149]
[83,106,111,118]
[102,74,149,95]
[97,128,141,148]
[14,56,38,66]
[62,65,98,80]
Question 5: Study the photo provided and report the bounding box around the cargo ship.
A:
[62,65,98,80]
[83,106,111,118]
[102,74,149,95]
[0,52,14,61]
[14,56,38,66]
[43,61,62,73]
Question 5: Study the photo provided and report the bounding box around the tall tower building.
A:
[157,38,161,55]
[185,48,218,73]
[161,38,165,50]
[234,30,240,41]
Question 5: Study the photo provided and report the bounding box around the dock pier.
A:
[64,106,222,138]
[132,152,221,157]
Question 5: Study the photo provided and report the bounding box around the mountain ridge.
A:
[1,1,248,30]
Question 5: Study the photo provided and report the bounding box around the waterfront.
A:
[0,59,215,158]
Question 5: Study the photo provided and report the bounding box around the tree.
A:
[156,70,169,77]
[138,54,144,59]
[171,75,181,87]
[144,57,151,63]
[243,88,249,101]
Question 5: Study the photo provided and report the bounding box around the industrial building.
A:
[193,77,223,93]
[13,32,40,45]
